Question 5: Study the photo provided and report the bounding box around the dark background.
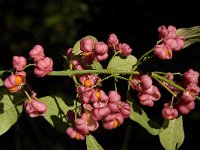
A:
[0,0,200,149]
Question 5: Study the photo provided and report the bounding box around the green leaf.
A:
[91,60,103,70]
[39,96,80,133]
[107,55,137,72]
[176,26,200,48]
[0,78,3,86]
[129,98,161,135]
[86,134,104,150]
[0,88,24,135]
[159,116,184,150]
[72,35,98,55]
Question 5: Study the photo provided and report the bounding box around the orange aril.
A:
[15,76,23,85]
[84,79,91,87]
[8,86,18,92]
[113,119,119,129]
[96,91,101,101]
[75,133,80,140]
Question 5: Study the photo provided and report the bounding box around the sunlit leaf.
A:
[129,98,161,135]
[72,35,98,55]
[0,88,24,135]
[107,55,137,72]
[86,134,104,150]
[159,116,184,150]
[91,61,103,70]
[176,26,200,48]
[40,96,80,133]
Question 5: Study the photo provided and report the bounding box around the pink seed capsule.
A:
[34,57,53,77]
[29,44,45,62]
[12,56,27,71]
[80,37,94,52]
[141,75,152,89]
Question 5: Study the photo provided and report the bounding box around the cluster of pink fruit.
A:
[129,70,200,120]
[66,34,133,140]
[66,33,133,71]
[3,45,53,117]
[65,26,199,139]
[154,25,185,59]
[67,74,131,140]
[2,25,199,141]
[161,69,200,119]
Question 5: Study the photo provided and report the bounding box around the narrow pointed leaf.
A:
[86,134,104,150]
[40,96,80,133]
[129,99,161,135]
[159,116,184,150]
[176,26,200,48]
[72,35,98,55]
[107,55,137,71]
[0,88,24,135]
